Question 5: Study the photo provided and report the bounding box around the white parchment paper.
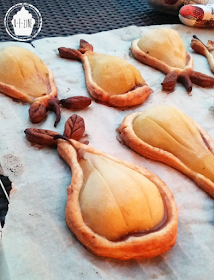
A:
[1,24,214,280]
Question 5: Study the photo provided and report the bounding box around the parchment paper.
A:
[1,24,214,280]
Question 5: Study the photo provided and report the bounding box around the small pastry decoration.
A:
[58,40,151,107]
[119,106,214,198]
[0,46,92,126]
[191,35,214,74]
[0,46,61,126]
[25,114,178,260]
[130,28,214,92]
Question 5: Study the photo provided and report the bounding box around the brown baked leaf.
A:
[161,70,178,91]
[78,39,93,53]
[24,128,59,146]
[63,114,85,140]
[60,96,91,109]
[58,47,83,61]
[190,71,214,87]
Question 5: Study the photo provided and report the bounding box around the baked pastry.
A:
[58,40,151,107]
[191,35,214,74]
[0,46,60,126]
[25,115,178,260]
[131,28,214,92]
[119,105,214,198]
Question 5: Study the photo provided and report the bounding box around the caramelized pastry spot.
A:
[133,106,214,182]
[79,152,164,241]
[87,53,145,95]
[0,46,50,100]
[137,28,186,69]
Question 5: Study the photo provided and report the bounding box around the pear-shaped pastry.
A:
[119,106,214,198]
[25,115,178,260]
[58,40,151,107]
[0,46,60,126]
[131,28,214,92]
[191,35,214,74]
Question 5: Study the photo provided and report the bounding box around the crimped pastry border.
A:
[130,39,193,76]
[0,69,57,104]
[56,139,178,260]
[119,112,214,198]
[81,52,151,107]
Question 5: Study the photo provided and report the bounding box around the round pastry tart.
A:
[0,46,60,126]
[119,105,214,198]
[25,115,178,260]
[58,40,151,107]
[131,28,214,92]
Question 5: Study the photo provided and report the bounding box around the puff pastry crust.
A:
[0,46,59,126]
[56,139,178,260]
[0,68,57,104]
[81,54,151,107]
[131,38,193,92]
[58,40,151,108]
[119,111,214,198]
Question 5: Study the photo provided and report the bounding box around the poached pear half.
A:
[58,40,151,107]
[24,115,178,260]
[119,105,214,198]
[131,28,214,92]
[0,46,60,126]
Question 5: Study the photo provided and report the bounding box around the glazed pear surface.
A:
[79,151,164,241]
[137,28,186,69]
[0,46,50,102]
[133,106,214,182]
[87,53,145,96]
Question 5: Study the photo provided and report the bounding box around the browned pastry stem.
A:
[58,41,151,108]
[177,75,192,92]
[47,97,61,127]
[191,35,214,74]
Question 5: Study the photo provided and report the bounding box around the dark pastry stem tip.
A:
[47,97,61,127]
[53,134,69,141]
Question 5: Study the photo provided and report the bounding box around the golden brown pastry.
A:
[131,28,214,92]
[58,40,151,107]
[25,115,178,260]
[0,46,60,126]
[119,105,214,198]
[191,35,214,74]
